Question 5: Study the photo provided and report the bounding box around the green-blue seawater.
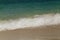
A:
[0,0,60,20]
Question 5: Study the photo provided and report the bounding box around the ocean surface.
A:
[0,0,60,20]
[0,0,60,31]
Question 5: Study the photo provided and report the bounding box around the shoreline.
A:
[0,14,60,40]
[0,24,60,40]
[0,13,60,31]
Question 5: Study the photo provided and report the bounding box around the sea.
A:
[0,0,60,31]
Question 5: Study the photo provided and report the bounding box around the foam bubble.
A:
[0,14,60,31]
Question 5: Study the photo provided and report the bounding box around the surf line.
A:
[0,14,60,31]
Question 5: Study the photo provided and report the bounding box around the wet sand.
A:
[0,25,60,40]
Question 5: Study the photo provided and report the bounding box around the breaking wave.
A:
[0,14,60,31]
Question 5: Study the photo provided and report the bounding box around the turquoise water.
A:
[0,1,60,20]
[0,0,60,31]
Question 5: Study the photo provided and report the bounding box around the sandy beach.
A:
[0,24,60,40]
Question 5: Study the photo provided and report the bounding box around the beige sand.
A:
[0,25,60,40]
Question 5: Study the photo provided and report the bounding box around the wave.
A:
[0,13,60,31]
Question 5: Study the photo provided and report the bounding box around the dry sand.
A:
[0,25,60,40]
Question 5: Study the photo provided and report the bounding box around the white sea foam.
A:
[0,14,60,31]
